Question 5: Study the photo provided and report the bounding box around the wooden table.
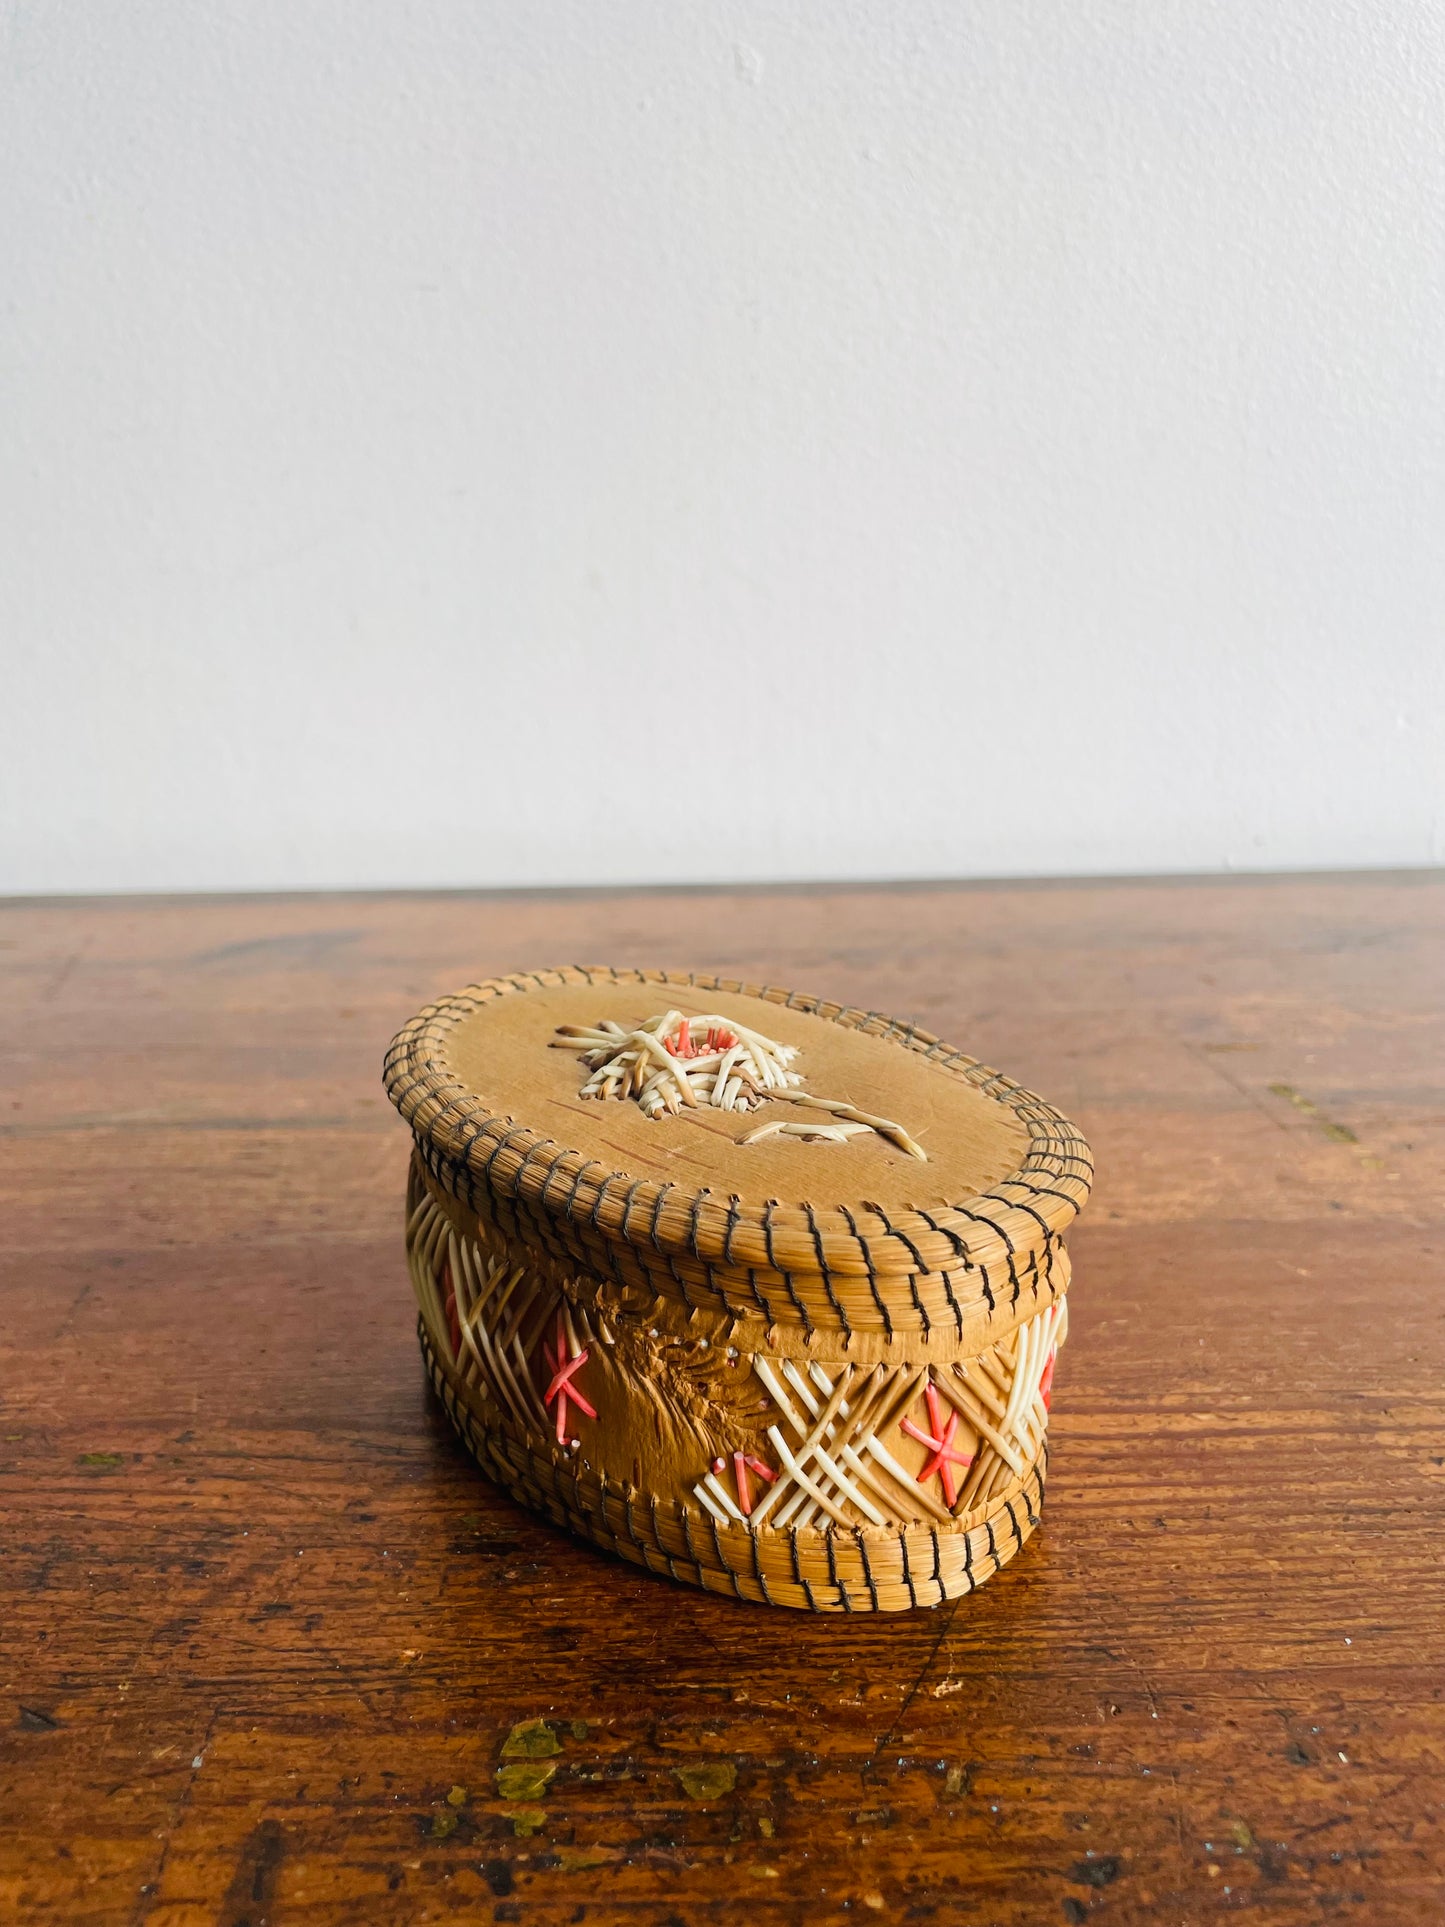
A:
[4,876,1443,1925]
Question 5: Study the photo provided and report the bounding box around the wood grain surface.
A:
[2,876,1443,1926]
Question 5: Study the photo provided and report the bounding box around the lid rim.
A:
[384,967,1092,1293]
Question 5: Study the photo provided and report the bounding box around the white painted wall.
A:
[3,4,1443,895]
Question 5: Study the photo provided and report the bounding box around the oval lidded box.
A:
[383,967,1092,1612]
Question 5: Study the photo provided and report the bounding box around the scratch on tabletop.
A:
[868,1593,966,1765]
[128,1705,221,1927]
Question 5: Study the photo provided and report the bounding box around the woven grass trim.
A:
[421,1326,1047,1614]
[413,1125,1072,1353]
[385,967,1092,1341]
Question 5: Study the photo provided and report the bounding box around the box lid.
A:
[384,967,1091,1340]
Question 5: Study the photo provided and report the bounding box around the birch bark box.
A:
[383,967,1093,1613]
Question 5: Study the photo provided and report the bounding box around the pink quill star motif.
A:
[542,1309,597,1444]
[899,1379,973,1508]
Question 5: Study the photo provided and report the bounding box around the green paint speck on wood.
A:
[497,1762,556,1802]
[502,1718,561,1759]
[1269,1083,1358,1143]
[673,1762,737,1801]
[1270,1082,1313,1111]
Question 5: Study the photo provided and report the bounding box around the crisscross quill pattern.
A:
[691,1299,1066,1531]
[693,1357,929,1529]
[926,1298,1065,1518]
[406,1180,597,1443]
